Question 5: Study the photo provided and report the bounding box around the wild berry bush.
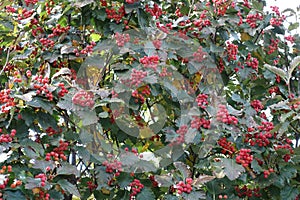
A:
[0,0,300,199]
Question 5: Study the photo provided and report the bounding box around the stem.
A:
[253,29,263,44]
[188,0,195,17]
[0,48,10,76]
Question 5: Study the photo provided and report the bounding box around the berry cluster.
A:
[237,11,243,26]
[152,40,162,49]
[132,85,151,104]
[213,0,234,16]
[5,5,16,13]
[159,67,172,77]
[218,137,236,155]
[250,100,264,112]
[126,0,137,4]
[33,75,53,101]
[176,178,193,194]
[12,71,22,83]
[0,129,16,143]
[263,168,274,178]
[105,6,125,23]
[193,47,207,63]
[129,69,147,87]
[129,179,144,199]
[45,0,55,15]
[45,127,61,136]
[218,194,228,199]
[217,58,225,72]
[270,13,285,27]
[190,116,211,129]
[267,39,279,55]
[258,121,274,132]
[235,186,261,198]
[72,90,95,108]
[284,35,295,44]
[245,125,273,147]
[149,175,158,187]
[140,55,160,71]
[0,175,9,190]
[226,42,238,61]
[275,140,294,162]
[268,86,280,95]
[246,13,263,28]
[0,89,15,113]
[0,165,12,174]
[87,181,97,191]
[196,93,209,109]
[39,38,55,49]
[245,53,259,71]
[102,157,122,177]
[49,24,70,38]
[45,140,68,161]
[145,3,163,19]
[57,82,68,98]
[115,32,130,47]
[192,10,211,30]
[216,105,238,125]
[37,190,50,200]
[170,125,188,145]
[25,0,38,6]
[18,8,34,20]
[73,41,96,56]
[236,149,253,167]
[100,0,107,6]
[35,173,47,187]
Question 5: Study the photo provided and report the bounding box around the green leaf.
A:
[220,158,245,180]
[174,162,192,179]
[251,159,263,173]
[57,163,80,177]
[125,1,141,13]
[288,56,300,81]
[280,186,299,200]
[3,190,25,200]
[74,0,93,7]
[288,22,299,31]
[77,110,99,126]
[210,43,224,53]
[231,93,244,103]
[185,190,206,200]
[264,64,287,83]
[57,179,81,198]
[137,9,148,28]
[79,129,93,144]
[119,152,139,166]
[36,111,58,130]
[32,160,55,173]
[136,187,155,199]
[26,97,55,114]
[154,175,173,187]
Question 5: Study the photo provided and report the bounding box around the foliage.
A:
[0,0,300,199]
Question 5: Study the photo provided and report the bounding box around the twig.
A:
[0,48,10,76]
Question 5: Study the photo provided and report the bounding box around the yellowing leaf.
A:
[101,188,110,195]
[90,33,101,42]
[86,66,102,88]
[141,142,150,152]
[139,126,155,139]
[241,32,251,42]
[102,106,110,112]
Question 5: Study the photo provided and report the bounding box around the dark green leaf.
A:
[3,190,25,200]
[57,179,81,198]
[220,158,245,180]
